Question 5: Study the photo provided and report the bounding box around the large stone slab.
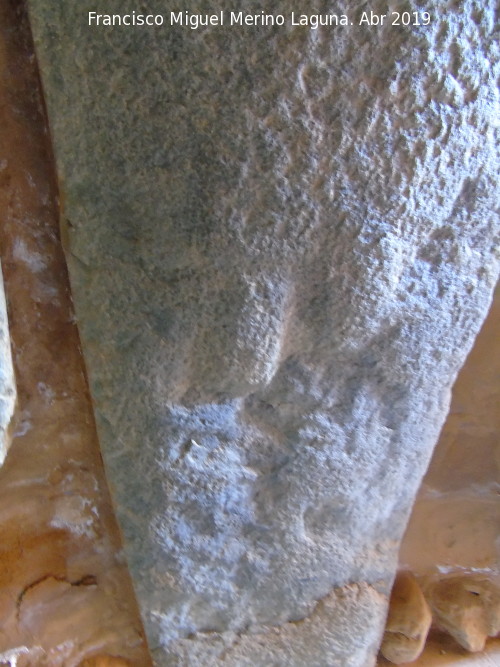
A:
[28,1,499,664]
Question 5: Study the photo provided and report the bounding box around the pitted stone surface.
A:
[161,582,386,667]
[380,571,432,664]
[28,1,499,664]
[0,263,15,466]
[427,576,500,653]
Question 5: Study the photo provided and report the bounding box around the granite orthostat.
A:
[28,1,499,664]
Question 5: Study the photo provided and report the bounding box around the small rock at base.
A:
[426,576,500,652]
[380,571,432,664]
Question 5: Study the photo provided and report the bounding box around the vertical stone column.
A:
[28,1,499,664]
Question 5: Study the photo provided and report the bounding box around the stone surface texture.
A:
[27,1,500,664]
[379,288,500,665]
[400,288,500,587]
[426,577,500,653]
[378,631,500,667]
[380,571,432,664]
[0,260,16,465]
[0,3,151,665]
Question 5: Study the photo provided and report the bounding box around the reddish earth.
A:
[0,2,151,664]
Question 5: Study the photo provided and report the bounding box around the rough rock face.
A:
[28,1,499,664]
[0,263,15,465]
[426,577,500,653]
[380,572,432,664]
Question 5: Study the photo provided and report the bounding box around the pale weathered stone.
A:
[163,582,386,667]
[380,572,432,664]
[0,261,16,466]
[426,576,500,652]
[28,0,500,664]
